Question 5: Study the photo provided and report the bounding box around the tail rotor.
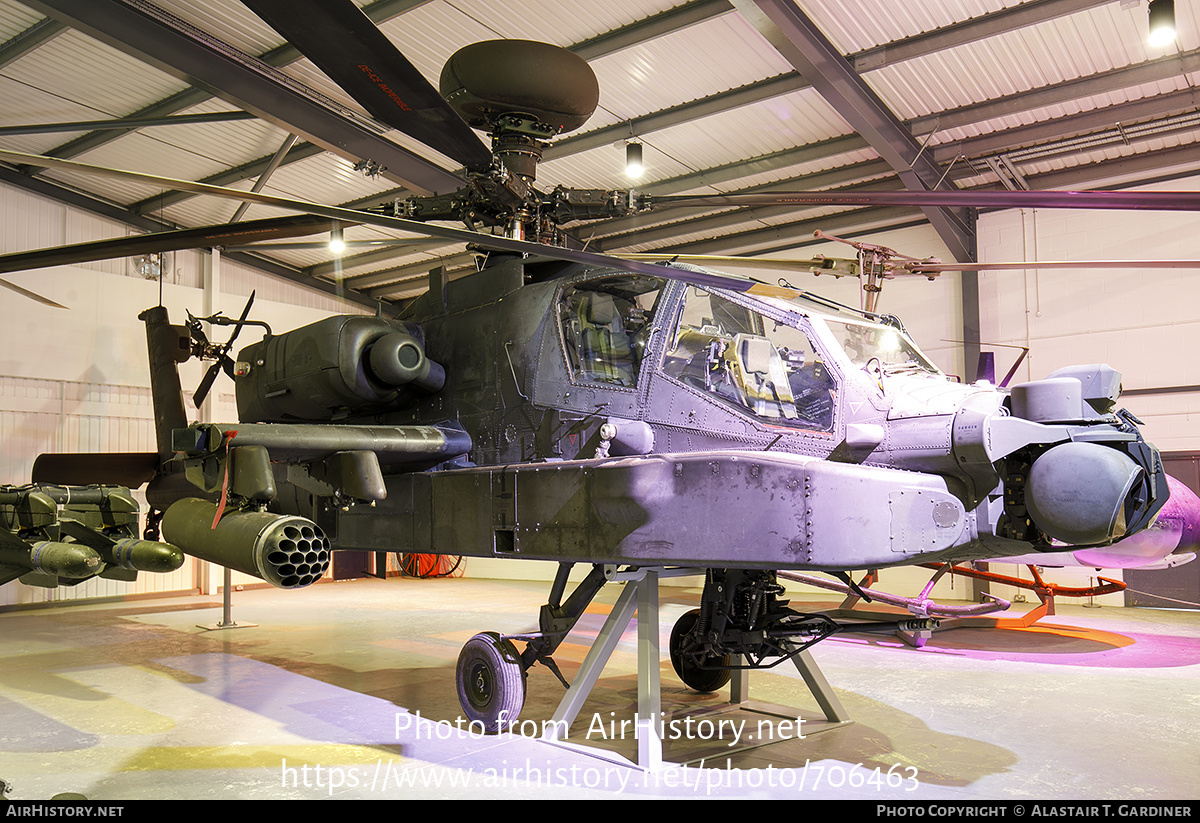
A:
[188,291,260,407]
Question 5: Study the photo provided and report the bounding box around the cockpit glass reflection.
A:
[824,318,940,375]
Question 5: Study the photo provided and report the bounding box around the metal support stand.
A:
[540,567,850,770]
[364,551,389,579]
[197,566,258,631]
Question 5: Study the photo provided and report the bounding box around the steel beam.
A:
[21,0,463,196]
[0,17,65,68]
[731,0,975,263]
[34,0,431,163]
[910,48,1200,137]
[130,143,326,215]
[851,0,1116,71]
[230,134,299,223]
[571,0,734,60]
[551,0,1117,164]
[592,95,1200,251]
[0,111,256,137]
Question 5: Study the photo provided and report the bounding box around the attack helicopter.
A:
[5,234,1178,731]
[1,0,1198,732]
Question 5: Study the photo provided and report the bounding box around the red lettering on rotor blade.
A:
[357,64,413,112]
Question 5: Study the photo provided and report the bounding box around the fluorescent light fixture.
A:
[625,141,644,178]
[1149,0,1176,46]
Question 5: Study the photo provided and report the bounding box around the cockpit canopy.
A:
[661,285,835,430]
[555,270,939,434]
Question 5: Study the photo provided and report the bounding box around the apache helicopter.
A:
[2,0,1199,732]
[6,235,1182,731]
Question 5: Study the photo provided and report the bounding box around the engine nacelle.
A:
[162,498,330,589]
[234,316,444,422]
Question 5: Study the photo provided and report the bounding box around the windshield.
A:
[823,317,940,375]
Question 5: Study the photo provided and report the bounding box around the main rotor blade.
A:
[0,277,68,309]
[652,189,1200,211]
[241,0,493,173]
[907,259,1200,273]
[0,214,345,275]
[0,150,821,302]
[614,253,860,277]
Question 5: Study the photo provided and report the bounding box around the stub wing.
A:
[164,421,472,506]
[334,450,1025,570]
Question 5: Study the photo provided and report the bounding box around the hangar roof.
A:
[1,0,1197,307]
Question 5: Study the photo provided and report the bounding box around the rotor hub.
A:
[491,128,545,181]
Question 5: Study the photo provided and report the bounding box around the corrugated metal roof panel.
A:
[3,30,186,118]
[633,88,854,175]
[146,0,292,57]
[866,7,1157,121]
[450,0,688,46]
[801,0,1018,53]
[589,13,794,120]
[0,2,43,42]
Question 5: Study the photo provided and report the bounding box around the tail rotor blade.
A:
[193,362,223,407]
[223,291,256,352]
[192,291,256,407]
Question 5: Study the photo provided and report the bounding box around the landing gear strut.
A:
[455,562,607,732]
[454,565,936,748]
[669,569,850,682]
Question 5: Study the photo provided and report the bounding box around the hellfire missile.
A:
[0,541,103,579]
[105,538,186,573]
[0,484,185,588]
[0,535,184,583]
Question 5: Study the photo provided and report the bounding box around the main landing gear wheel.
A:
[669,608,732,693]
[456,632,526,733]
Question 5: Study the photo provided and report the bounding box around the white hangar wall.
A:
[956,179,1200,606]
[975,178,1200,454]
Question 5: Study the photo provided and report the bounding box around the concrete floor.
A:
[1,574,1198,800]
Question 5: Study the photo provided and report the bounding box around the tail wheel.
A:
[669,609,732,693]
[456,632,526,733]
